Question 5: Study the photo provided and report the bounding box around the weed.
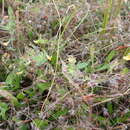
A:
[0,0,129,129]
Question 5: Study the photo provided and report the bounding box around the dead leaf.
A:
[123,54,130,61]
[0,41,9,47]
[82,94,96,104]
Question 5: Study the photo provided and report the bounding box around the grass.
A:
[0,0,130,129]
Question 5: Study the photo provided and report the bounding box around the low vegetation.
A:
[0,0,130,129]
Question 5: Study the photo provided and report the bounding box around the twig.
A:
[92,88,130,107]
[2,0,5,17]
[40,0,62,112]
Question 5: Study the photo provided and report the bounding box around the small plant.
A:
[0,102,9,120]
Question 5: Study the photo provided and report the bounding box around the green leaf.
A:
[77,62,89,69]
[33,119,48,129]
[85,64,93,73]
[17,92,25,100]
[67,128,75,130]
[123,47,130,56]
[107,102,113,114]
[28,31,34,40]
[96,64,110,71]
[49,108,68,121]
[121,67,129,75]
[118,111,130,122]
[92,114,110,126]
[105,50,116,63]
[6,72,21,89]
[32,52,47,66]
[34,34,49,45]
[7,6,16,42]
[0,102,8,120]
[19,124,28,130]
[34,38,48,45]
[8,7,15,20]
[24,88,35,98]
[0,89,19,106]
[57,88,67,95]
[50,53,57,66]
[95,97,108,102]
[124,111,130,120]
[36,82,50,92]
